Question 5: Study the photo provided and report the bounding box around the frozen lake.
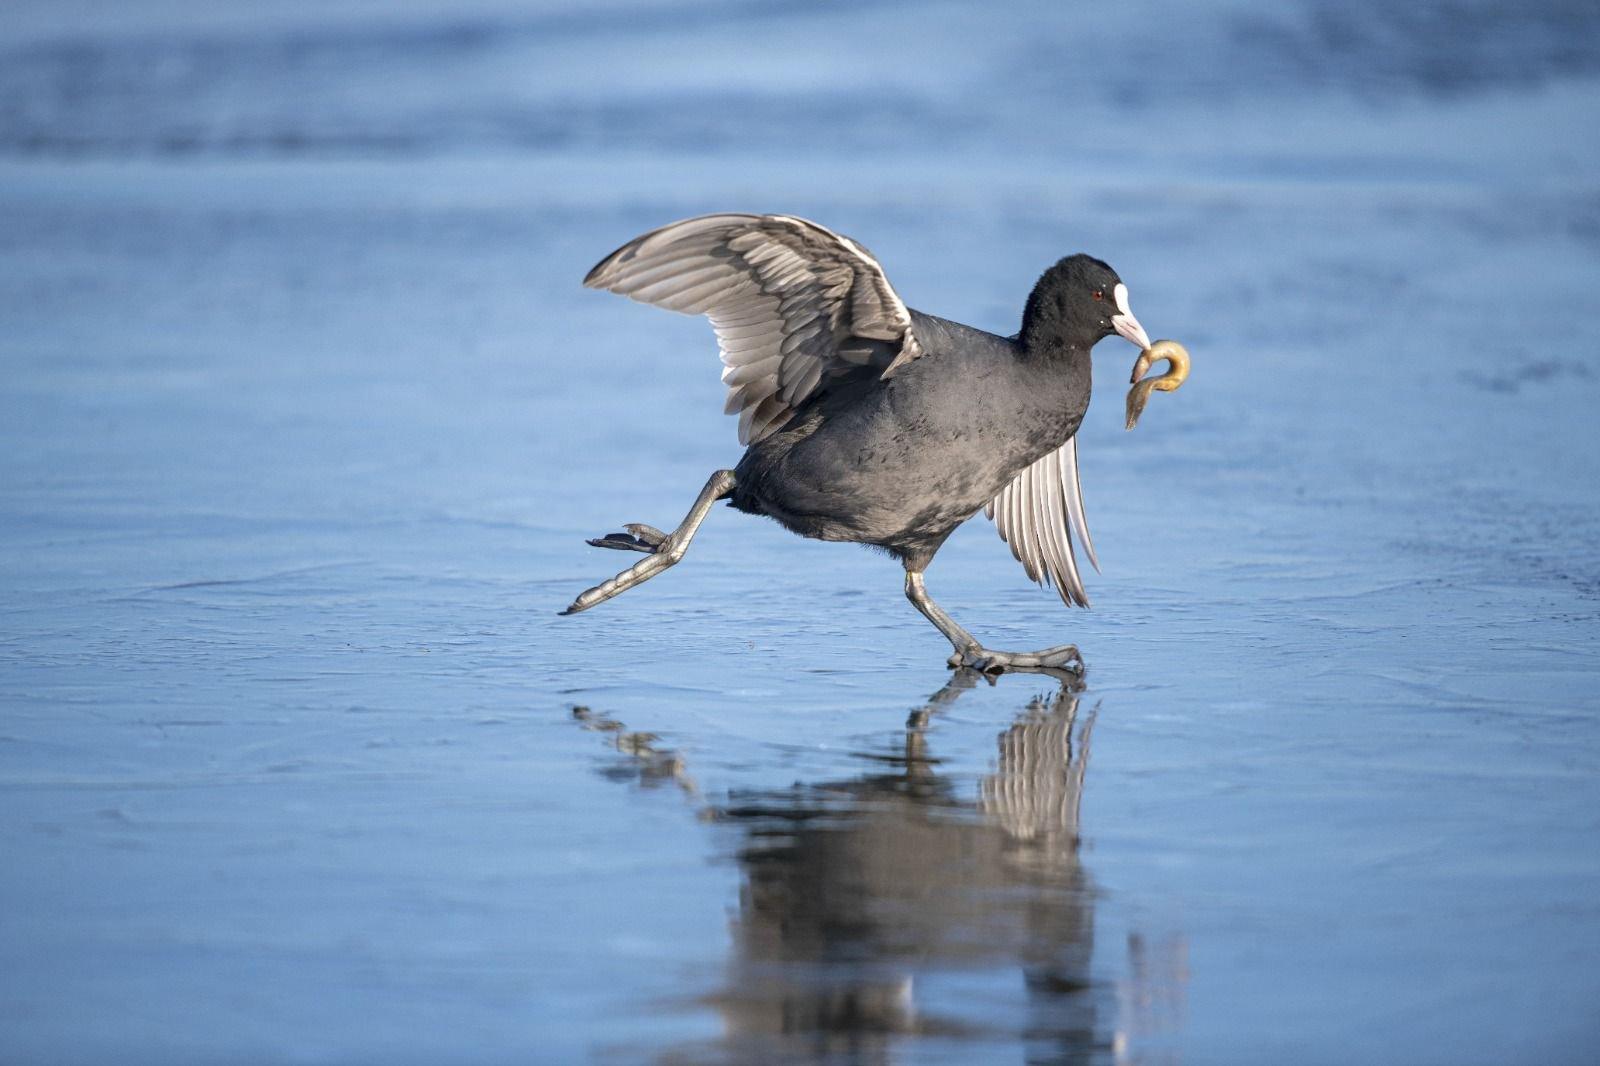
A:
[3,1,1599,1061]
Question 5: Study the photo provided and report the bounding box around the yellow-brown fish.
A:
[1125,339,1190,430]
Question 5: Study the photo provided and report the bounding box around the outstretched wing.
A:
[986,436,1101,608]
[584,213,925,444]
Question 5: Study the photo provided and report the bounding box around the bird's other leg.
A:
[904,570,1085,678]
[560,470,735,616]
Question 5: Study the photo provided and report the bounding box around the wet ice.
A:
[2,1,1599,1062]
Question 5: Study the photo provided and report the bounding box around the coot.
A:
[560,213,1184,673]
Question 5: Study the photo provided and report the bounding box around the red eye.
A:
[1091,289,1104,301]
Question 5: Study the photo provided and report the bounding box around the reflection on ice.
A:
[572,704,700,802]
[578,674,1189,1063]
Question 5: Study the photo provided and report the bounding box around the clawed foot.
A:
[560,471,735,619]
[561,523,681,615]
[947,643,1085,680]
[586,523,668,554]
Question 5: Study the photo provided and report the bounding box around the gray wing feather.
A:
[984,436,1100,608]
[584,213,924,444]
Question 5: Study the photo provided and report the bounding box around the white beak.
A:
[1110,282,1151,350]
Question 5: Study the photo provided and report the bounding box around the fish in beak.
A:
[1125,339,1191,430]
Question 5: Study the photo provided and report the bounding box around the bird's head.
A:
[1021,254,1151,354]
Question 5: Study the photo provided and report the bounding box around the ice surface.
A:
[2,1,1599,1062]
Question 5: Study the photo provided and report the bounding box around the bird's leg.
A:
[561,470,735,616]
[904,571,979,650]
[904,570,1085,678]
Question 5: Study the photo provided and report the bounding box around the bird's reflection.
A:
[574,672,1177,1064]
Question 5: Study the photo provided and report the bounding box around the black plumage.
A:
[562,214,1163,674]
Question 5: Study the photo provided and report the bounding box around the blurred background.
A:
[2,1,1598,1062]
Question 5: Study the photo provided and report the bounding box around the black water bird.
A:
[561,213,1179,673]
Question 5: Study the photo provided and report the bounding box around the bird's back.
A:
[731,311,1092,559]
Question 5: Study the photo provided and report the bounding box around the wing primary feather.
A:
[746,396,792,443]
[624,264,742,302]
[720,355,783,386]
[1012,490,1032,576]
[1011,474,1038,579]
[1032,469,1058,587]
[995,483,1016,562]
[718,333,786,357]
[589,238,726,290]
[1033,454,1064,595]
[1045,448,1088,607]
[601,244,725,290]
[653,280,751,313]
[1035,452,1073,601]
[708,301,779,323]
[714,319,785,341]
[781,359,824,405]
[1060,436,1100,573]
[987,440,1094,609]
[736,400,757,444]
